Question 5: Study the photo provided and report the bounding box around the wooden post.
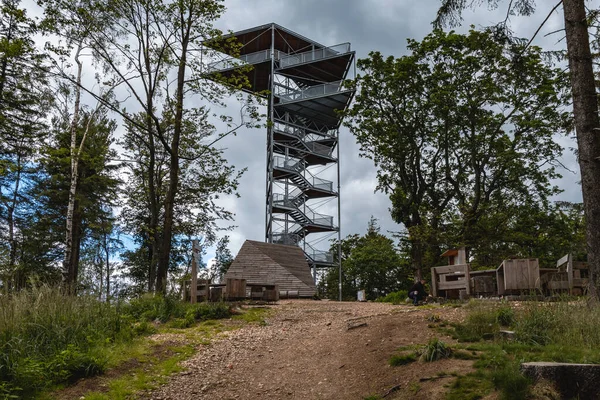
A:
[191,239,199,304]
[431,267,438,297]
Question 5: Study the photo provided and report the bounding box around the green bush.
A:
[491,363,531,400]
[496,307,515,327]
[123,294,231,324]
[418,338,452,362]
[376,290,408,305]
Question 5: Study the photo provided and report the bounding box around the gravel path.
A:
[145,300,468,400]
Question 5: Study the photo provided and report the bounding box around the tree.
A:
[23,108,120,289]
[214,235,233,281]
[59,0,260,293]
[0,0,51,289]
[320,218,410,300]
[435,0,600,298]
[343,28,569,278]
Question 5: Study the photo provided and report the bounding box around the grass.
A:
[444,299,600,400]
[389,353,417,366]
[418,338,452,362]
[232,306,272,324]
[74,344,196,400]
[0,286,235,399]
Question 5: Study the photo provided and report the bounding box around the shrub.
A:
[186,302,231,321]
[418,338,452,362]
[491,363,531,400]
[376,290,408,305]
[496,307,515,327]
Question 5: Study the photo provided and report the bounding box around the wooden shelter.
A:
[224,240,316,298]
[496,258,540,295]
[432,248,471,298]
[542,254,589,295]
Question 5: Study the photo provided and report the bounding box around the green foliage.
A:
[389,353,417,366]
[376,290,408,304]
[513,306,556,346]
[344,28,571,274]
[0,286,130,397]
[122,294,231,324]
[496,306,515,327]
[491,363,532,400]
[320,218,411,300]
[0,288,233,398]
[454,307,498,342]
[447,300,600,400]
[447,370,494,400]
[418,338,452,362]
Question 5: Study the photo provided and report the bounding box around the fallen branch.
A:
[419,374,453,382]
[382,384,402,398]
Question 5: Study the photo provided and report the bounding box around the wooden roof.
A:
[224,240,316,297]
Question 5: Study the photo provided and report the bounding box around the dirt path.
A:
[145,300,471,400]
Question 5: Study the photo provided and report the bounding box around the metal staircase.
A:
[207,23,355,280]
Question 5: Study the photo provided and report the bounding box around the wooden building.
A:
[224,240,316,298]
[432,248,471,299]
[496,258,540,295]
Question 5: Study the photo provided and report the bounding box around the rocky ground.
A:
[144,300,471,400]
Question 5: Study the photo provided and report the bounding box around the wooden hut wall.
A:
[497,258,540,294]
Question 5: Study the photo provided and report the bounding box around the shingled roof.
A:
[224,240,316,297]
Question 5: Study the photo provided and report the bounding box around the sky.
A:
[202,0,581,261]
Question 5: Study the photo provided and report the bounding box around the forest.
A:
[0,0,259,299]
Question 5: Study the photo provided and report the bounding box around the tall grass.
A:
[449,299,600,400]
[0,287,233,398]
[0,286,129,397]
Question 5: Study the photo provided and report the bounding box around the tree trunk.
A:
[563,0,600,300]
[105,230,110,302]
[7,153,22,276]
[156,11,191,294]
[69,201,83,286]
[63,44,83,292]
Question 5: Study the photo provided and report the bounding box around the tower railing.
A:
[303,242,335,264]
[279,43,351,68]
[207,49,285,72]
[273,121,335,157]
[272,194,334,228]
[273,155,334,192]
[274,81,346,103]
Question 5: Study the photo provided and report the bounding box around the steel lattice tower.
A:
[208,24,355,293]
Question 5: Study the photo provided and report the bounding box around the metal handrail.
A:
[207,49,284,72]
[272,233,301,245]
[273,156,334,192]
[275,80,345,103]
[272,194,333,227]
[279,43,351,68]
[303,242,334,263]
[273,121,334,157]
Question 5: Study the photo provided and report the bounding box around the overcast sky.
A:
[202,0,580,261]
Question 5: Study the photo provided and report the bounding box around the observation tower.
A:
[208,23,355,287]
